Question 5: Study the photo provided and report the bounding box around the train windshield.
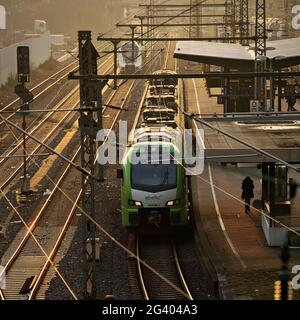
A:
[131,163,177,193]
[122,42,139,62]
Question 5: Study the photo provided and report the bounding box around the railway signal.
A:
[15,46,33,197]
[17,47,30,83]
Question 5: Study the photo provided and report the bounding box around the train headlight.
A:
[128,200,143,207]
[166,199,180,207]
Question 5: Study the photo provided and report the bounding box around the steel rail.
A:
[0,44,110,130]
[172,242,193,300]
[136,237,150,300]
[0,69,135,301]
[0,43,110,119]
[1,35,168,300]
[136,237,193,300]
[132,43,192,300]
[69,71,300,81]
[28,78,136,300]
[28,42,167,298]
[0,61,114,191]
[0,54,113,166]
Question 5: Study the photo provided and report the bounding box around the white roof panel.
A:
[175,41,253,61]
[174,38,300,69]
[265,38,300,59]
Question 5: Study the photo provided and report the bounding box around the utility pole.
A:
[255,0,266,57]
[235,0,249,45]
[112,40,119,89]
[254,0,267,111]
[130,26,137,64]
[223,0,235,113]
[15,46,33,198]
[77,31,107,299]
[224,0,235,42]
[233,0,249,113]
[137,16,145,45]
[189,0,202,38]
[150,0,155,72]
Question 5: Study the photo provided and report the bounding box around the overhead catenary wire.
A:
[156,55,300,242]
[184,112,300,175]
[0,1,193,301]
[99,0,173,41]
[174,85,300,239]
[0,122,78,300]
[118,40,165,88]
[3,0,298,298]
[0,112,94,179]
[102,0,207,56]
[137,0,209,40]
[172,151,300,239]
[0,85,104,299]
[0,49,192,300]
[0,187,78,300]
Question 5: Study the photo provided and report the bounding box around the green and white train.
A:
[119,130,188,229]
[118,70,189,230]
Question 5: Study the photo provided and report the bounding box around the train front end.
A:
[120,142,188,230]
[119,41,142,74]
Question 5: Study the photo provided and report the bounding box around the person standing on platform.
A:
[286,96,297,112]
[242,177,255,214]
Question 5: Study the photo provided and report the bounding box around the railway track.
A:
[0,52,113,150]
[31,80,138,300]
[23,48,164,299]
[0,52,115,299]
[0,35,165,300]
[0,76,136,300]
[136,236,193,300]
[0,44,112,162]
[0,57,114,192]
[0,43,110,125]
[124,40,193,301]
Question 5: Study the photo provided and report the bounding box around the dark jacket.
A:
[242,177,255,199]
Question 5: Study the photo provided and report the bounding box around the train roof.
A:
[144,106,176,110]
[129,126,181,143]
[146,95,176,100]
[149,84,176,88]
[124,141,180,160]
[120,41,141,51]
[123,141,182,166]
[152,69,177,75]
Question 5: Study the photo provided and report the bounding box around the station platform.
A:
[184,78,300,300]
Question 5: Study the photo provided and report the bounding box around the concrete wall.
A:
[262,213,300,247]
[0,31,51,86]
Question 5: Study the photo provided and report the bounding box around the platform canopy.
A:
[174,37,300,70]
